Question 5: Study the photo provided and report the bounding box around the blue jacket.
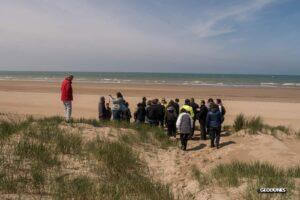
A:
[206,108,222,128]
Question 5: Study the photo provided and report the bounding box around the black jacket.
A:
[197,105,208,122]
[98,102,107,120]
[190,102,199,117]
[146,104,161,121]
[165,107,178,124]
[173,102,180,115]
[134,106,146,122]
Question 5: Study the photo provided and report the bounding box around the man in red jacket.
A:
[61,75,74,122]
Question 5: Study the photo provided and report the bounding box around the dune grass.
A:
[211,161,299,200]
[191,165,211,191]
[233,113,297,138]
[0,115,174,199]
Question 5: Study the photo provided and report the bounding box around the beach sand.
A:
[1,80,300,130]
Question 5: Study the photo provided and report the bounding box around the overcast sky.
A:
[0,0,299,74]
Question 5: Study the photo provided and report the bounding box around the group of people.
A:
[61,75,226,151]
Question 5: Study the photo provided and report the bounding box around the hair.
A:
[180,108,187,113]
[201,100,205,105]
[184,99,190,105]
[147,100,152,106]
[210,102,218,110]
[190,98,195,103]
[142,97,147,101]
[137,103,142,107]
[175,98,179,103]
[152,99,159,104]
[168,99,175,106]
[216,98,222,104]
[208,98,214,103]
[100,96,105,103]
[116,92,123,98]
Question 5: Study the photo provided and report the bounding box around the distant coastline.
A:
[0,71,300,88]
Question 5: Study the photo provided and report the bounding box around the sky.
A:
[0,0,300,74]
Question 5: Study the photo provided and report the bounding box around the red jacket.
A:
[61,78,73,101]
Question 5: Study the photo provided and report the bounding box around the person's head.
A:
[116,92,123,98]
[184,99,190,106]
[208,98,214,104]
[191,98,195,103]
[100,96,105,103]
[168,99,175,106]
[142,97,147,102]
[147,100,152,106]
[125,102,129,107]
[210,102,218,110]
[162,98,167,104]
[175,98,179,103]
[180,108,187,113]
[106,103,110,107]
[137,103,142,107]
[152,99,158,105]
[216,99,222,105]
[201,100,205,106]
[66,74,74,81]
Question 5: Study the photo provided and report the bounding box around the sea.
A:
[0,71,300,88]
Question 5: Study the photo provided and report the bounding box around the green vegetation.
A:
[211,161,298,200]
[233,113,247,132]
[0,115,174,199]
[233,113,298,137]
[191,165,211,191]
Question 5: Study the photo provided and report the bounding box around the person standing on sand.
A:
[197,100,208,140]
[206,103,222,149]
[174,98,180,115]
[190,98,199,135]
[98,96,107,120]
[176,109,193,151]
[180,99,194,138]
[109,92,124,121]
[216,99,226,124]
[165,104,178,137]
[106,103,112,120]
[146,99,160,126]
[61,74,73,122]
[158,99,166,127]
[141,97,147,108]
[134,103,146,124]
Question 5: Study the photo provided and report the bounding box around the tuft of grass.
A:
[211,161,298,199]
[15,140,60,168]
[55,132,82,155]
[246,116,264,134]
[233,113,246,132]
[53,175,96,200]
[86,137,174,199]
[192,165,211,190]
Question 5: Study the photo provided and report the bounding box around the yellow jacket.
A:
[180,105,194,118]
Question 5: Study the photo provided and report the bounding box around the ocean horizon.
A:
[0,71,300,88]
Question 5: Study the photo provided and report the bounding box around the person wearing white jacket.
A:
[176,109,193,150]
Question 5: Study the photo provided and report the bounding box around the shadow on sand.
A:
[187,143,207,151]
[218,141,236,149]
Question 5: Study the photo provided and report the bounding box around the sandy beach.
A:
[1,80,300,130]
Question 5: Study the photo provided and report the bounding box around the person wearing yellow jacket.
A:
[180,99,194,118]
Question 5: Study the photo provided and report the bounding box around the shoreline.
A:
[1,80,300,103]
[0,79,300,89]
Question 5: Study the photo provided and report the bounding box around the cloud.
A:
[190,0,277,38]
